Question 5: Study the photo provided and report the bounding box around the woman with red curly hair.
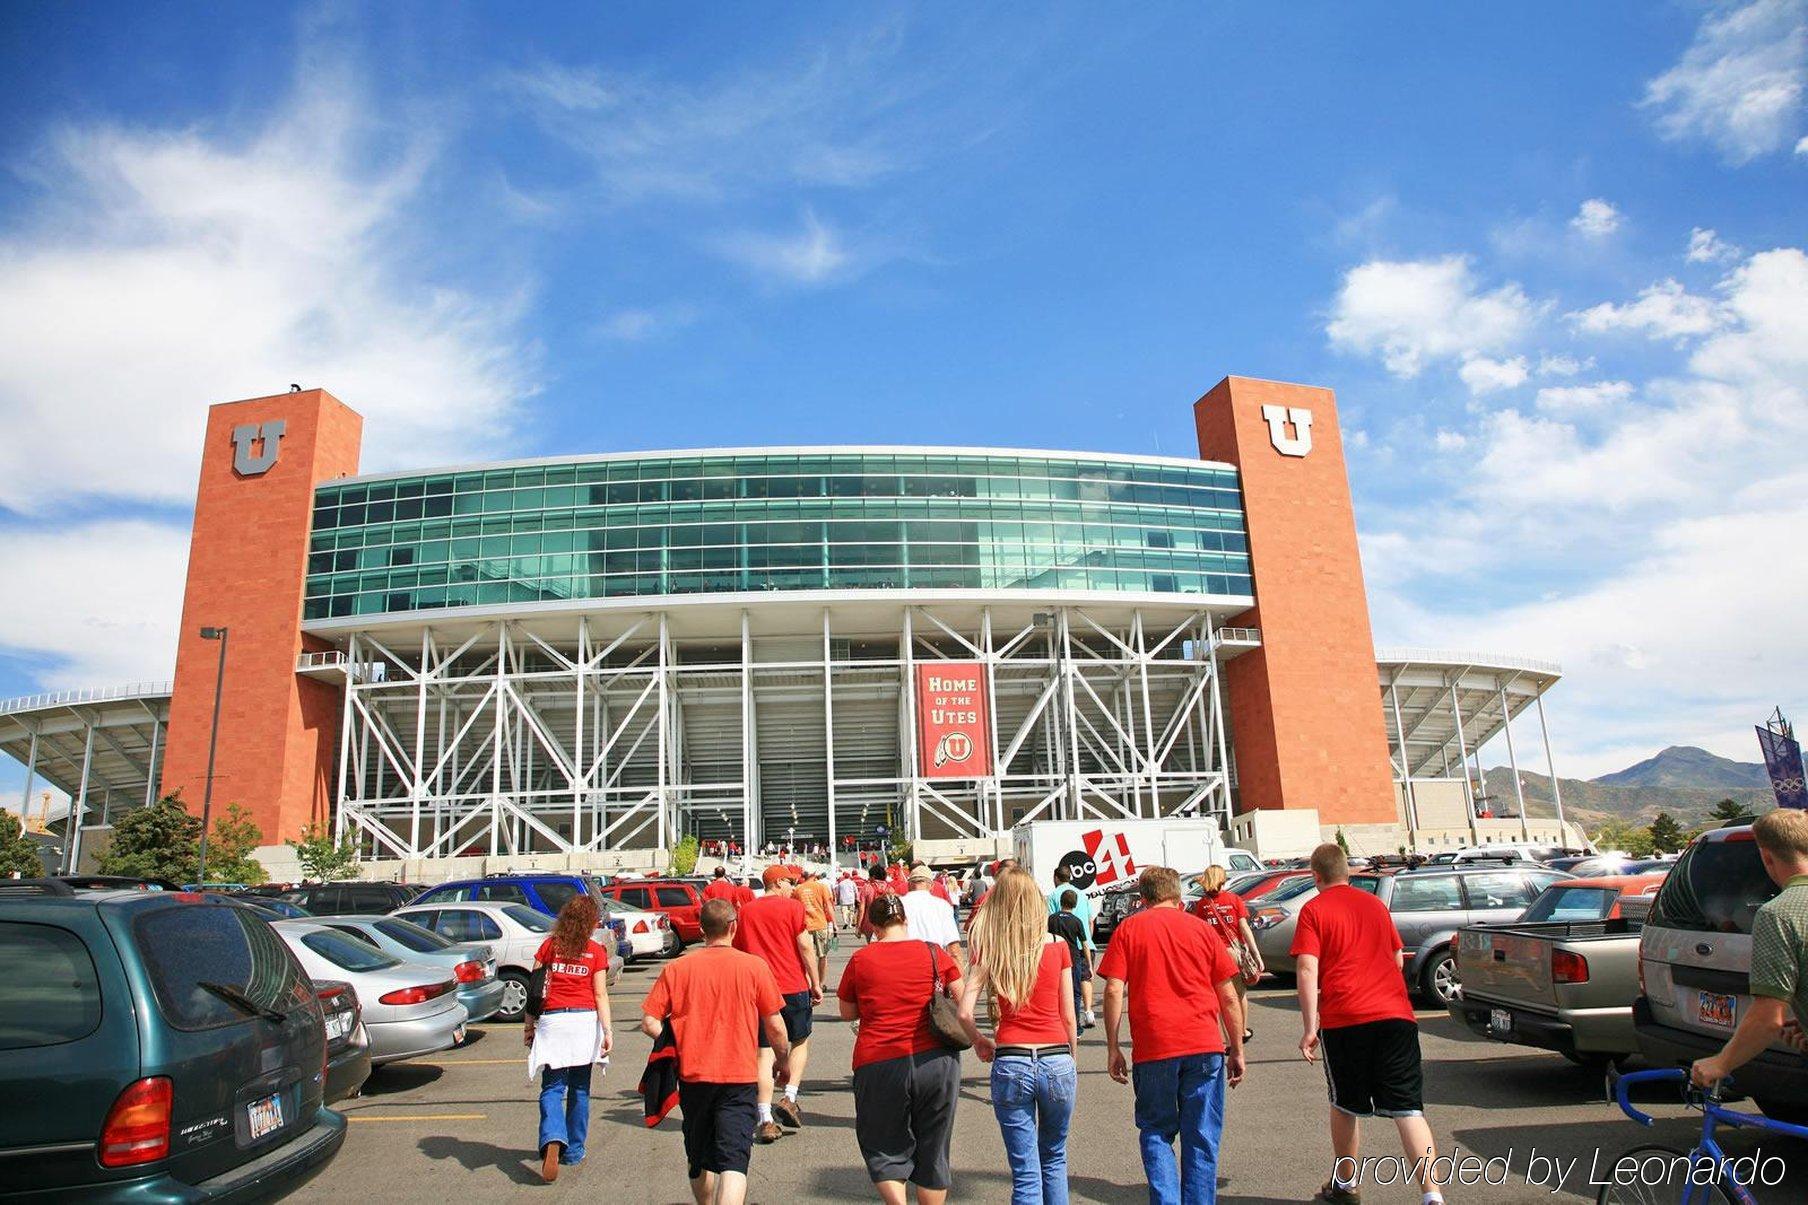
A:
[525,894,613,1182]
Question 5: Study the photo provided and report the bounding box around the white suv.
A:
[1635,824,1804,1123]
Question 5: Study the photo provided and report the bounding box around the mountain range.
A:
[1480,745,1775,829]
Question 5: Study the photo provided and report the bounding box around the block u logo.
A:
[231,420,286,475]
[1260,405,1313,458]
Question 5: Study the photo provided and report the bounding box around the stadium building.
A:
[1,377,1585,877]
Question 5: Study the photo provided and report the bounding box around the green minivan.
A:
[0,884,344,1200]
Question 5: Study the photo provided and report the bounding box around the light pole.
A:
[196,626,229,884]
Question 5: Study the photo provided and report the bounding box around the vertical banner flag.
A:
[915,662,993,779]
[1756,724,1807,810]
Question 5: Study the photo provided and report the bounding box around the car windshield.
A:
[373,919,453,953]
[1521,885,1617,923]
[502,904,554,932]
[300,928,402,972]
[1650,836,1776,935]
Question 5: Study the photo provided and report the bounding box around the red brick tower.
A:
[160,389,363,846]
[1194,376,1397,826]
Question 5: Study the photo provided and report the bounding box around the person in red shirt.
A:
[1291,843,1442,1205]
[1098,866,1244,1205]
[838,892,966,1202]
[955,868,1077,1205]
[702,867,738,904]
[641,899,789,1205]
[855,863,894,943]
[523,895,613,1182]
[1190,865,1264,1043]
[732,870,822,1140]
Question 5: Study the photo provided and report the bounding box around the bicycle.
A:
[1597,1068,1808,1203]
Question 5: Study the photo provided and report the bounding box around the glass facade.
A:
[302,450,1252,619]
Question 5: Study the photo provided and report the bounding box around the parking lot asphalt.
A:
[294,939,1801,1204]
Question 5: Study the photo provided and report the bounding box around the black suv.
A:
[277,881,420,916]
[0,884,344,1199]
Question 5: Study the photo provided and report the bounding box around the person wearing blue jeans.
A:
[1129,1053,1225,1205]
[1099,866,1245,1205]
[539,1063,593,1164]
[961,868,1083,1205]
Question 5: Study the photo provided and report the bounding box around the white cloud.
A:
[1570,198,1622,236]
[1326,255,1545,377]
[1458,355,1529,395]
[0,520,187,687]
[1536,353,1592,377]
[1432,429,1468,452]
[1533,381,1634,412]
[596,304,700,342]
[1569,278,1724,341]
[1687,226,1742,263]
[1799,133,1808,153]
[0,74,537,514]
[1641,0,1808,163]
[716,210,853,286]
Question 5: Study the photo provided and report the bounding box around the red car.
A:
[604,880,705,944]
[1229,870,1311,901]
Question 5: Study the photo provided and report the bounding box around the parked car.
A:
[595,895,678,958]
[309,915,506,1023]
[1252,865,1566,1001]
[602,879,706,944]
[1634,825,1806,1124]
[393,899,621,1022]
[277,881,421,916]
[272,921,468,1065]
[408,873,633,959]
[1228,869,1312,901]
[1447,877,1667,1066]
[0,885,344,1200]
[314,979,372,1104]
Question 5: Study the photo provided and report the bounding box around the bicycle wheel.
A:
[1595,1144,1739,1204]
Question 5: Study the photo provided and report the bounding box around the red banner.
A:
[914,662,993,779]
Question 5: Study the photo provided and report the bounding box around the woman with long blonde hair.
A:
[1189,864,1262,1042]
[957,867,1077,1205]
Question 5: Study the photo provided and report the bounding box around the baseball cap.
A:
[907,864,934,883]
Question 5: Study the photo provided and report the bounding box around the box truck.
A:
[1011,818,1261,899]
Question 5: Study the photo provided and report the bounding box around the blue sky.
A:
[1,1,1804,798]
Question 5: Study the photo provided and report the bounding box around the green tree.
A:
[0,812,47,877]
[1710,798,1754,824]
[1648,812,1687,854]
[1592,818,1654,858]
[204,803,268,885]
[98,794,201,883]
[668,834,700,876]
[286,823,359,882]
[1335,828,1350,855]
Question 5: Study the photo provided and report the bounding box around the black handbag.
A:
[923,942,972,1051]
[525,964,550,1020]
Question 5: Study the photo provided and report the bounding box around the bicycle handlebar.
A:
[1612,1067,1686,1127]
[1612,1067,1808,1141]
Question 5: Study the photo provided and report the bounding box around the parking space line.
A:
[345,1113,487,1122]
[420,1058,525,1065]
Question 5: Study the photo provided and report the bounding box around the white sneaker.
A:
[1084,1009,1097,1027]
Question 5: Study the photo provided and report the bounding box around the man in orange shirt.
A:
[793,869,836,993]
[641,899,788,1205]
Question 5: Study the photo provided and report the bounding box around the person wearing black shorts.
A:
[1292,844,1445,1205]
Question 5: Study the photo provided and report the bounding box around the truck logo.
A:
[1260,404,1313,458]
[231,419,286,476]
[1056,829,1141,891]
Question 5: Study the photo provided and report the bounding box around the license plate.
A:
[324,1011,353,1041]
[1698,991,1736,1030]
[453,1023,467,1045]
[247,1092,284,1140]
[1489,1008,1512,1035]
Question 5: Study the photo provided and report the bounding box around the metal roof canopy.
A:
[1376,647,1565,824]
[0,684,171,852]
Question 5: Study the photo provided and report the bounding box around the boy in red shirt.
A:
[641,899,789,1205]
[1291,843,1444,1205]
[1098,866,1244,1205]
[732,871,822,1139]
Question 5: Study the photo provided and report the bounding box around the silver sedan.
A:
[307,914,507,1023]
[274,920,469,1065]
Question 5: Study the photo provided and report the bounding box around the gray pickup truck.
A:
[1448,886,1655,1067]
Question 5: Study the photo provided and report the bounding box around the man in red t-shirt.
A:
[1098,865,1244,1204]
[1291,843,1443,1205]
[641,899,787,1205]
[732,871,822,1139]
[702,867,738,904]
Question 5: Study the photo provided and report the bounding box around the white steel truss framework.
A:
[327,605,1240,860]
